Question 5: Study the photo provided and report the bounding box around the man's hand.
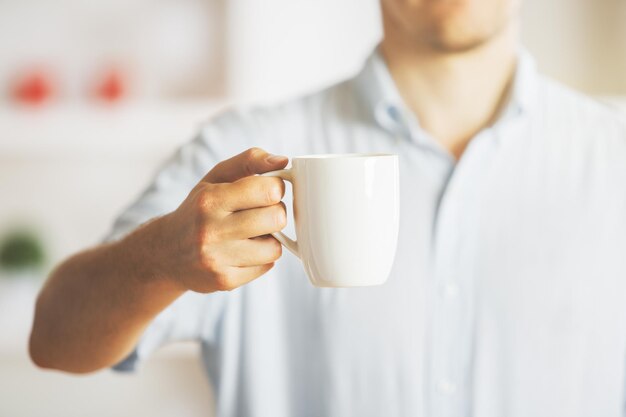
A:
[157,147,289,292]
[29,147,289,373]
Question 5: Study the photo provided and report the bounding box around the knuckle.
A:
[194,195,209,216]
[200,183,229,213]
[269,178,285,202]
[270,238,283,260]
[194,185,216,211]
[198,247,220,272]
[243,148,263,175]
[273,203,287,229]
[198,247,235,291]
[199,223,221,245]
[276,178,286,196]
[264,181,281,205]
[246,147,263,158]
[192,207,222,244]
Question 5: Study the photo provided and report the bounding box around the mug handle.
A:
[260,169,300,258]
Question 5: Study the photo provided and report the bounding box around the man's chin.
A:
[421,27,500,53]
[419,15,515,54]
[427,37,492,53]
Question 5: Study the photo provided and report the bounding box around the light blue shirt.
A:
[108,48,626,417]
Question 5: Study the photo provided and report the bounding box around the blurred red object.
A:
[94,69,126,103]
[12,70,55,105]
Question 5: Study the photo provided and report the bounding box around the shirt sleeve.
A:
[106,110,257,372]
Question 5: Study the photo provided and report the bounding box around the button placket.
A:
[430,174,465,417]
[429,132,495,417]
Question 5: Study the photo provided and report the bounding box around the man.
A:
[30,0,626,416]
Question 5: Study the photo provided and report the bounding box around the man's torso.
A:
[111,52,626,417]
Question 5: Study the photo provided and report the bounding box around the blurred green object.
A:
[0,229,46,273]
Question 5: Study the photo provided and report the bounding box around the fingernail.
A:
[266,154,288,164]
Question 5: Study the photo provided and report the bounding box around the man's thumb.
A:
[202,147,289,183]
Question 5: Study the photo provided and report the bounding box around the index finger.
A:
[218,175,286,212]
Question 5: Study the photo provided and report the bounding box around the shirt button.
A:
[437,380,457,395]
[443,283,460,298]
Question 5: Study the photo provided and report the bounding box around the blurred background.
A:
[1,0,625,416]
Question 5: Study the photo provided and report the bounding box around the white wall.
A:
[227,0,382,103]
[521,0,626,94]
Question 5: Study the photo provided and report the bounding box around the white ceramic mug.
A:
[262,153,399,287]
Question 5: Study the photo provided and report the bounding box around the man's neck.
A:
[380,21,518,160]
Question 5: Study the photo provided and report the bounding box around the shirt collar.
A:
[354,47,407,133]
[508,48,538,116]
[353,45,539,134]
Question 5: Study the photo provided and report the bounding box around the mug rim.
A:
[292,152,397,160]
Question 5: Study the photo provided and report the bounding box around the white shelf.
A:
[0,100,228,160]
